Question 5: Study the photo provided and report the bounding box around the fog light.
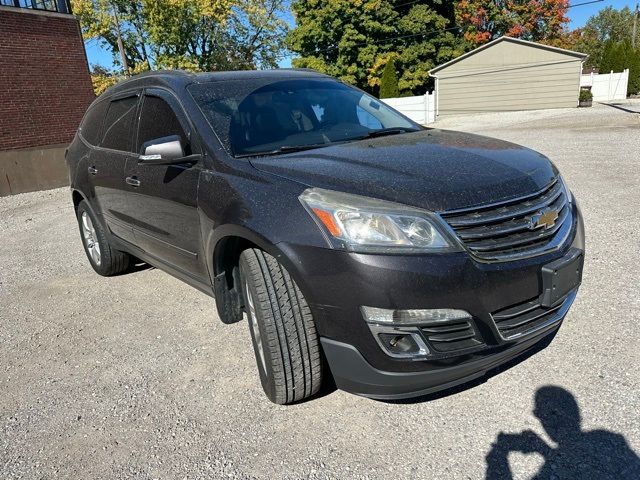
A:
[368,324,429,359]
[361,306,472,325]
[379,333,420,355]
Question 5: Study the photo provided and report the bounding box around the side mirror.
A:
[139,135,197,165]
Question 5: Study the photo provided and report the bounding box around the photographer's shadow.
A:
[486,386,639,479]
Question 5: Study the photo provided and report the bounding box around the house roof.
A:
[429,36,588,76]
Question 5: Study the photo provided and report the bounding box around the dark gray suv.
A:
[67,70,584,404]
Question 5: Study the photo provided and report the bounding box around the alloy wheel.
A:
[245,281,266,373]
[81,211,101,266]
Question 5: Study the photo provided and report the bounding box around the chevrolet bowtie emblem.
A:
[529,208,559,230]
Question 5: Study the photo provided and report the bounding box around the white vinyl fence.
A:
[381,92,436,125]
[580,69,629,102]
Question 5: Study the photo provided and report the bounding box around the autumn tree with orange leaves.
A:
[456,0,570,46]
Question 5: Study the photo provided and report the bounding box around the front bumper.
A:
[276,204,584,399]
[321,291,574,400]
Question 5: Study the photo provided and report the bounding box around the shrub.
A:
[600,40,640,95]
[579,89,593,102]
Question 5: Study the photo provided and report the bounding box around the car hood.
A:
[249,129,558,212]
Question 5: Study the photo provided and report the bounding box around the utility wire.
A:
[568,0,604,8]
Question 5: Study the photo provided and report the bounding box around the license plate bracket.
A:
[540,248,584,307]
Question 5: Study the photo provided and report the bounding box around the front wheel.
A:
[239,249,322,404]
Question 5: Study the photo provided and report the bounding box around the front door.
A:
[90,91,140,244]
[123,88,206,280]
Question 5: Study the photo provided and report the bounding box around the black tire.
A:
[239,248,322,404]
[76,200,130,276]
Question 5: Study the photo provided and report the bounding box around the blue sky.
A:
[84,0,636,71]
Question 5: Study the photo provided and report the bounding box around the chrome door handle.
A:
[88,166,98,175]
[125,176,141,187]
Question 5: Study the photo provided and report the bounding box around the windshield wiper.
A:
[235,142,331,158]
[234,128,420,158]
[338,128,420,144]
[363,127,420,139]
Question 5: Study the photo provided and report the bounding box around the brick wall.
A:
[0,7,95,151]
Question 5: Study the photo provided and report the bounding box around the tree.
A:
[288,0,466,94]
[569,6,640,70]
[600,40,640,95]
[73,0,159,71]
[89,62,150,95]
[455,0,570,46]
[288,0,399,90]
[90,64,119,95]
[379,58,399,98]
[384,2,467,94]
[72,0,289,72]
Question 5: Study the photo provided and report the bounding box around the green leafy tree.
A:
[72,0,289,73]
[379,58,399,98]
[570,6,640,70]
[388,2,467,93]
[288,0,399,90]
[73,0,153,70]
[601,40,640,95]
[600,39,621,73]
[288,0,466,94]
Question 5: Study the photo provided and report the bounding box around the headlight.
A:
[299,188,456,253]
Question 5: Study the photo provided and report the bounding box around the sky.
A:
[84,0,637,71]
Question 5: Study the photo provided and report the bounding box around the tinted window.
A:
[80,101,108,145]
[189,79,419,157]
[100,96,138,151]
[136,95,188,154]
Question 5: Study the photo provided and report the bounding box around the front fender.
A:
[204,223,286,284]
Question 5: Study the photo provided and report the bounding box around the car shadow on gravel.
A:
[485,386,640,479]
[121,260,154,276]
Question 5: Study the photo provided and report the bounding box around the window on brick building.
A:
[100,96,138,152]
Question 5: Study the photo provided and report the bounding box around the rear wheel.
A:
[239,248,322,404]
[77,200,130,276]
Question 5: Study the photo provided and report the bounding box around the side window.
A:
[136,95,188,154]
[80,101,108,146]
[357,105,383,130]
[100,96,138,152]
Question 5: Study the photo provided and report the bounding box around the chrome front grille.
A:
[440,179,572,261]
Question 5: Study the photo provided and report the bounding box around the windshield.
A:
[188,78,420,157]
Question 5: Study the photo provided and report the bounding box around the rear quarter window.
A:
[100,96,139,152]
[79,101,108,146]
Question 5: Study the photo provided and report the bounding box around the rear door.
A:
[90,91,140,243]
[122,88,206,279]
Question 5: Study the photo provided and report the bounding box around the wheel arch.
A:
[71,188,88,214]
[207,225,299,325]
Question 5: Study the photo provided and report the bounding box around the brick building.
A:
[0,1,95,196]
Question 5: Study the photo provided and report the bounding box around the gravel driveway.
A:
[1,101,639,479]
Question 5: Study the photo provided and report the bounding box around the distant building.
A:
[429,37,588,117]
[0,1,95,196]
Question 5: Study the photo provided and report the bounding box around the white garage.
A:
[429,36,588,117]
